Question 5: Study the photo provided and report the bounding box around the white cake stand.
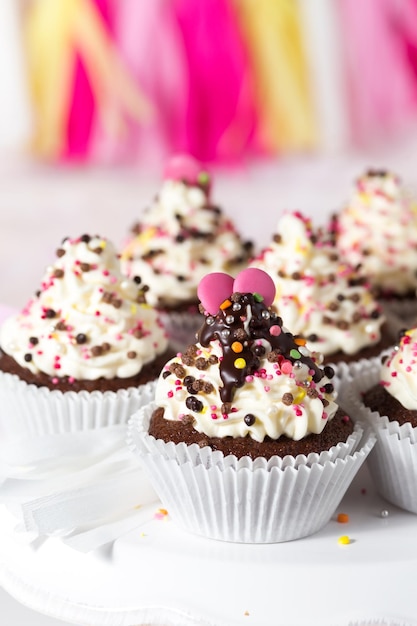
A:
[0,463,416,626]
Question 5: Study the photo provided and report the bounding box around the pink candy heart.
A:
[198,268,276,315]
[233,268,275,307]
[197,273,234,315]
[163,154,210,188]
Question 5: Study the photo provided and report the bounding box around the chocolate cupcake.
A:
[121,155,253,345]
[343,328,417,514]
[334,169,417,324]
[251,212,394,369]
[128,268,375,543]
[0,234,170,439]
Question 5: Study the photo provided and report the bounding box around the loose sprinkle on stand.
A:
[154,508,169,521]
[380,509,389,518]
[337,513,349,524]
[338,535,351,545]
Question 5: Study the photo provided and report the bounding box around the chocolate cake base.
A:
[363,384,417,427]
[323,323,395,365]
[0,348,174,393]
[149,406,354,460]
[157,299,200,314]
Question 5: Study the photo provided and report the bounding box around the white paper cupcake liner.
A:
[158,310,202,350]
[342,364,417,513]
[0,371,156,441]
[127,403,375,544]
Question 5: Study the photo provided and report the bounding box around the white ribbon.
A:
[0,425,159,552]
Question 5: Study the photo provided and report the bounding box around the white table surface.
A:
[2,133,417,625]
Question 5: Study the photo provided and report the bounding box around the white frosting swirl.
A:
[155,339,338,443]
[337,170,417,294]
[0,235,168,380]
[121,179,252,308]
[381,329,417,409]
[251,212,384,356]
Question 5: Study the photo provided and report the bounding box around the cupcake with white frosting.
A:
[335,169,417,322]
[251,212,393,368]
[344,328,417,514]
[128,268,375,543]
[0,234,170,438]
[121,155,253,344]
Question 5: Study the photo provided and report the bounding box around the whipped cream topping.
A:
[336,169,417,295]
[121,179,253,308]
[252,212,384,356]
[154,291,338,443]
[381,329,417,410]
[0,235,168,381]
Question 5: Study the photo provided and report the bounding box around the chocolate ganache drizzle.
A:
[198,291,323,404]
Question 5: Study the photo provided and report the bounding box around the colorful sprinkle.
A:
[231,341,243,353]
[337,513,349,524]
[290,348,301,359]
[220,299,232,310]
[270,325,281,336]
[338,535,351,545]
[154,508,169,520]
[234,358,246,369]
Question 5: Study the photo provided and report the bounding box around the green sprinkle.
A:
[253,292,264,302]
[290,349,301,359]
[198,171,210,185]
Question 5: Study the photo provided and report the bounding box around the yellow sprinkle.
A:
[220,299,232,310]
[338,535,351,545]
[293,388,306,404]
[231,341,243,353]
[234,358,246,369]
[99,240,106,249]
[130,304,137,315]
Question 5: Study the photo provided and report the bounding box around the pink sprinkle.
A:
[103,270,109,276]
[342,415,350,423]
[267,374,273,380]
[231,407,238,413]
[167,390,174,398]
[391,372,397,377]
[245,375,254,383]
[406,366,412,372]
[211,413,217,420]
[68,377,75,384]
[264,385,270,392]
[175,379,181,385]
[54,363,61,370]
[52,377,59,385]
[270,325,281,336]
[322,412,328,420]
[95,311,101,316]
[281,361,293,374]
[210,405,217,410]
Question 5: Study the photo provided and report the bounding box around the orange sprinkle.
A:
[154,507,169,520]
[220,299,232,310]
[294,337,307,346]
[337,513,349,524]
[231,341,243,353]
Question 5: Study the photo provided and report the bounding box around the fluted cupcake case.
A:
[0,372,156,439]
[128,403,375,544]
[342,362,417,514]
